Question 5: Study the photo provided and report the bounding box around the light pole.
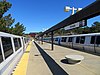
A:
[64,6,82,15]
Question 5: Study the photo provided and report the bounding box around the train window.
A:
[61,37,67,42]
[61,38,64,42]
[0,46,3,63]
[55,38,58,41]
[1,37,13,59]
[14,38,18,51]
[96,36,100,44]
[13,38,21,51]
[64,37,67,42]
[18,38,22,47]
[80,36,85,44]
[90,36,95,44]
[76,37,80,43]
[24,38,27,43]
[68,37,73,42]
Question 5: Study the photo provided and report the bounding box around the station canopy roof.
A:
[39,1,100,37]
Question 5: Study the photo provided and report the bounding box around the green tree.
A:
[0,1,26,35]
[0,14,15,32]
[60,28,66,35]
[90,21,100,33]
[82,26,91,34]
[71,21,100,34]
[72,26,90,34]
[0,1,12,18]
[0,2,14,33]
[12,22,26,35]
[54,29,63,36]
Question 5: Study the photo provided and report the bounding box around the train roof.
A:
[0,32,22,38]
[54,33,100,38]
[69,33,100,37]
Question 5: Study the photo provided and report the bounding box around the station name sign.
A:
[64,20,87,30]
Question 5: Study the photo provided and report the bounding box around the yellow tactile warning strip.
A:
[13,42,32,75]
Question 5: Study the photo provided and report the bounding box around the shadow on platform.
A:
[34,42,69,75]
[61,59,80,65]
[61,59,69,64]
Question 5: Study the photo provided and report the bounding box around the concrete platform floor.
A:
[26,41,100,75]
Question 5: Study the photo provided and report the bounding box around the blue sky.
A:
[5,0,99,33]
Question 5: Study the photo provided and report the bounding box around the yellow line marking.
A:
[13,42,32,75]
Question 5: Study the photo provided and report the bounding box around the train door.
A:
[73,36,80,50]
[58,37,61,45]
[53,37,56,44]
[95,36,100,53]
[67,37,74,48]
[54,38,58,44]
[22,37,25,51]
[79,36,85,51]
[60,37,67,46]
[84,36,94,52]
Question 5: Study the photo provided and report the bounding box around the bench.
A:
[65,55,84,64]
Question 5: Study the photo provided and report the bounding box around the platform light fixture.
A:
[64,6,82,15]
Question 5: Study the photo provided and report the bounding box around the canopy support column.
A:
[51,31,54,50]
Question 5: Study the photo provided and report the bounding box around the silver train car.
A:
[0,32,30,75]
[44,33,100,54]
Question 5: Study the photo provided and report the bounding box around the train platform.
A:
[12,41,100,75]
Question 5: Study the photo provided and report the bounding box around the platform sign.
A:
[64,20,87,30]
